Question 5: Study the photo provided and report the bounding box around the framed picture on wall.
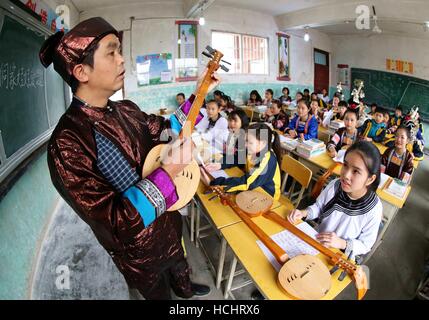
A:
[277,32,290,81]
[175,20,198,82]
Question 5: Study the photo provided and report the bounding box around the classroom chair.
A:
[279,154,313,208]
[243,106,254,122]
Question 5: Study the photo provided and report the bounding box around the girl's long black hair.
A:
[247,122,282,165]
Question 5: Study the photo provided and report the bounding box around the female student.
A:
[327,108,359,157]
[288,141,383,258]
[263,89,274,107]
[219,94,236,114]
[205,109,249,171]
[213,90,224,104]
[289,91,303,108]
[387,106,403,134]
[262,99,289,131]
[310,99,322,124]
[279,87,292,106]
[284,99,318,140]
[247,90,263,106]
[201,123,282,200]
[196,100,228,148]
[322,100,348,127]
[381,126,414,183]
[319,88,330,104]
[358,107,387,143]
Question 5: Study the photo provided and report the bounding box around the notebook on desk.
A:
[383,178,408,199]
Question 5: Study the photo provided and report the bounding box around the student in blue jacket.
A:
[284,99,318,140]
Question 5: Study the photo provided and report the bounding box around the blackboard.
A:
[351,68,429,121]
[0,12,66,159]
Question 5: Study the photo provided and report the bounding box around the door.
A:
[314,49,329,94]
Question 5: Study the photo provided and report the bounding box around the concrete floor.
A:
[31,157,429,300]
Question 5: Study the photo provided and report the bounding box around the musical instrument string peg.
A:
[338,250,353,281]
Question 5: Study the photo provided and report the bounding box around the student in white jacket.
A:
[196,100,228,151]
[288,141,383,259]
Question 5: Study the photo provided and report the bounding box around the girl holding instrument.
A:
[288,141,383,258]
[202,123,282,200]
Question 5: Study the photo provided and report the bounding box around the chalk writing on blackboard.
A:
[0,62,44,90]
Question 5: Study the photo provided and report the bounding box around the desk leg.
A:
[190,200,195,243]
[224,256,238,299]
[195,204,200,248]
[216,237,227,289]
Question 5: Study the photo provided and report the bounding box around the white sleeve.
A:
[322,109,334,127]
[306,179,337,220]
[347,199,383,257]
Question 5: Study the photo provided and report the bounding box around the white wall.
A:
[79,3,333,96]
[332,34,429,84]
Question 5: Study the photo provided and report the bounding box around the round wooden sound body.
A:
[235,190,273,217]
[278,254,331,300]
[142,144,200,211]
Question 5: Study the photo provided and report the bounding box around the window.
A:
[212,31,268,74]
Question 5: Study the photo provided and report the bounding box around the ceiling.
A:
[64,0,429,39]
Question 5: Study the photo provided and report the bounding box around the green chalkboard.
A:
[351,68,429,121]
[0,13,66,159]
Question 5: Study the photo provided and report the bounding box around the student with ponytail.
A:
[202,123,282,200]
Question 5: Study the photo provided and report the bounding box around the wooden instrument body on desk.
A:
[142,48,225,211]
[231,190,368,300]
[208,187,332,300]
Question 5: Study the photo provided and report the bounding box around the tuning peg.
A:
[221,59,231,65]
[208,194,219,201]
[202,51,213,59]
[220,64,229,72]
[206,45,215,54]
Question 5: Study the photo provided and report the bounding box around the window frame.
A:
[211,30,269,75]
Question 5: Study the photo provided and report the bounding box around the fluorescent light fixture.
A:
[199,16,205,25]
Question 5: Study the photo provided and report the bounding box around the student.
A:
[247,90,263,106]
[329,95,340,111]
[262,99,289,131]
[319,88,330,104]
[288,141,383,258]
[290,91,303,108]
[213,90,224,104]
[310,98,322,124]
[387,106,403,134]
[322,100,348,127]
[39,17,218,299]
[327,108,359,157]
[205,109,249,171]
[383,110,390,128]
[284,99,318,140]
[219,94,236,114]
[196,100,229,149]
[358,107,387,143]
[176,92,185,107]
[202,123,282,200]
[263,89,274,107]
[303,88,310,101]
[381,126,414,183]
[279,87,292,106]
[369,103,377,116]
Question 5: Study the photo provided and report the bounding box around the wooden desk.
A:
[221,205,353,300]
[193,166,282,289]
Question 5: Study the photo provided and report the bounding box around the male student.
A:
[39,17,220,299]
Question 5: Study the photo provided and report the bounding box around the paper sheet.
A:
[256,222,320,272]
[333,149,346,163]
[210,170,230,180]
